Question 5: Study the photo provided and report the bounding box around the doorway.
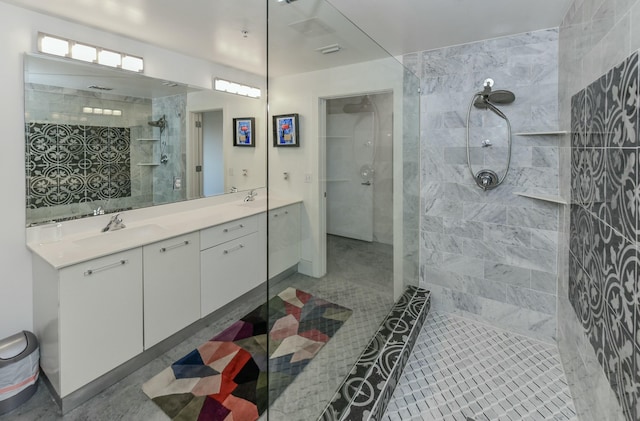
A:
[190,109,224,198]
[324,92,393,245]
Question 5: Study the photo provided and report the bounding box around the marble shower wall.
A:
[403,29,561,341]
[558,0,640,420]
[151,94,187,205]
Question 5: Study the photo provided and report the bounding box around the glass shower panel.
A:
[266,0,420,419]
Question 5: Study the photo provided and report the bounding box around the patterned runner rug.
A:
[142,287,352,420]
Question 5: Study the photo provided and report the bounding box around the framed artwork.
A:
[233,117,255,147]
[273,114,299,147]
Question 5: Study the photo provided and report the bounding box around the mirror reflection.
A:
[24,54,266,226]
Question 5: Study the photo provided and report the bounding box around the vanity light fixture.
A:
[214,78,261,99]
[37,32,144,73]
[82,106,122,116]
[71,43,97,62]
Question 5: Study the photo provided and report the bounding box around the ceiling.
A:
[4,0,572,77]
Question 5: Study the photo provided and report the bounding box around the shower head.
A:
[488,90,516,104]
[343,96,373,113]
[473,86,514,120]
[148,115,167,130]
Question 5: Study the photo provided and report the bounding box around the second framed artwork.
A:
[273,114,299,147]
[233,117,255,147]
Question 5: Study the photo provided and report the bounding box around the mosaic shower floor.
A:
[383,312,578,421]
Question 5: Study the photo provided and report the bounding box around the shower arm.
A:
[465,92,512,189]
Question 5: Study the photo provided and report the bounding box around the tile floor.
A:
[383,312,579,421]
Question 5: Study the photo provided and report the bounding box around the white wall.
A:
[186,90,266,195]
[268,57,407,297]
[202,110,224,197]
[0,2,264,339]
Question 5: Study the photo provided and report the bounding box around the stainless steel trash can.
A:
[0,331,39,415]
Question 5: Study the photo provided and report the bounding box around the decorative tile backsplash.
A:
[569,51,639,421]
[26,123,131,208]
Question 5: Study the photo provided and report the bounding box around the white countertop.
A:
[27,195,301,269]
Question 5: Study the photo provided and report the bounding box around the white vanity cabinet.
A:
[200,214,267,316]
[33,248,143,397]
[268,203,301,278]
[143,232,200,349]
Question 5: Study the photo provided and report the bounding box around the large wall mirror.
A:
[24,54,266,226]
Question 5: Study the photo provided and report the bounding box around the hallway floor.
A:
[383,312,579,421]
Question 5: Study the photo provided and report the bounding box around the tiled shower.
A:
[403,0,640,418]
[405,28,562,342]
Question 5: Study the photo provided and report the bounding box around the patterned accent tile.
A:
[606,147,638,242]
[585,73,607,147]
[382,313,578,421]
[571,89,585,149]
[605,52,638,148]
[25,123,131,208]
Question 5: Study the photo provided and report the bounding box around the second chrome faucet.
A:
[102,214,126,232]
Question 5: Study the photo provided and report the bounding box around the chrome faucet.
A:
[230,186,238,193]
[244,189,258,202]
[102,213,125,232]
[93,206,104,216]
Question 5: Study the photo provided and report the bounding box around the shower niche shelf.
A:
[137,163,161,167]
[514,192,567,204]
[136,138,160,141]
[514,131,567,136]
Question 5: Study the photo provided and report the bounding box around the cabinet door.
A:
[268,203,301,278]
[59,248,142,396]
[143,232,200,348]
[201,232,259,317]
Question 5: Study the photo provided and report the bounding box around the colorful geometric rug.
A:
[142,287,352,420]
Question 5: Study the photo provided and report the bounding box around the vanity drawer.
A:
[200,215,258,250]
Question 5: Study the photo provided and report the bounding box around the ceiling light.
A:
[92,108,103,115]
[82,107,93,114]
[214,78,261,99]
[112,110,122,116]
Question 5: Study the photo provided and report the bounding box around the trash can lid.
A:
[0,332,29,360]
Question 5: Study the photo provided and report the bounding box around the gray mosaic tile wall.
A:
[558,1,640,420]
[403,29,561,341]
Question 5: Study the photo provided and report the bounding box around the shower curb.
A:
[318,286,431,421]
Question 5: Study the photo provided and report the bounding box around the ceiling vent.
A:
[288,17,334,37]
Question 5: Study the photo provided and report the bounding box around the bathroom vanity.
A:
[27,194,300,408]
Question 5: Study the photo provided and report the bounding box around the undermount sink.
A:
[236,200,267,209]
[73,224,166,248]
